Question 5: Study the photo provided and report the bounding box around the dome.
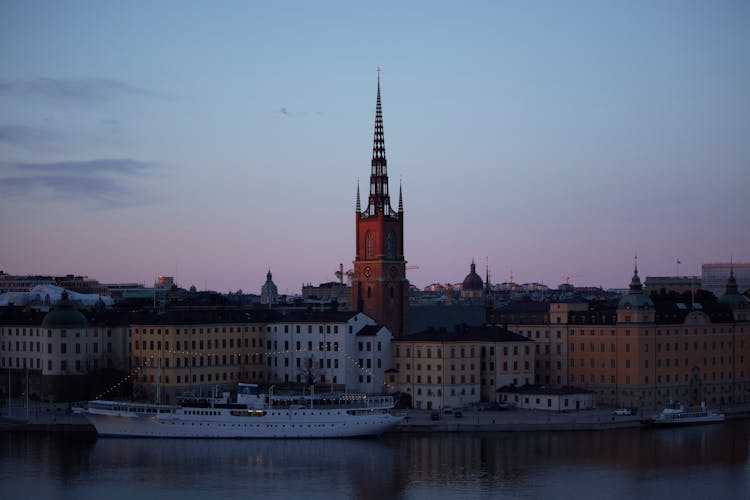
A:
[618,267,654,310]
[41,291,88,329]
[462,261,484,291]
[720,269,749,310]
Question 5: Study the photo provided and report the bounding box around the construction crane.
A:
[561,275,579,285]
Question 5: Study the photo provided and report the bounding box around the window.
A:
[386,231,396,259]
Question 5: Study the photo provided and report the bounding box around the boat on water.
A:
[78,383,405,438]
[645,401,725,426]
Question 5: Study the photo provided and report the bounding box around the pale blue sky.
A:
[1,1,748,293]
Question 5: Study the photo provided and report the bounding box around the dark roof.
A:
[652,300,735,324]
[494,302,550,313]
[0,309,45,326]
[462,272,484,291]
[357,324,385,336]
[131,308,280,326]
[401,324,531,343]
[273,310,362,323]
[496,385,595,395]
[408,304,486,334]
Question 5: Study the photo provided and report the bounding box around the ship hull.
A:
[84,406,403,439]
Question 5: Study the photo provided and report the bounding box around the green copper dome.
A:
[720,268,749,310]
[42,291,88,329]
[618,266,654,310]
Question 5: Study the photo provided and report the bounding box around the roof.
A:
[41,292,88,329]
[399,324,531,343]
[272,310,363,324]
[357,324,386,336]
[131,308,280,326]
[462,262,484,291]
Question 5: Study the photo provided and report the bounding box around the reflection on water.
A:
[1,421,749,499]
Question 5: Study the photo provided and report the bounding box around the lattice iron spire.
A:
[356,181,361,212]
[367,68,392,215]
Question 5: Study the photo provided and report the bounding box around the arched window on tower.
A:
[367,287,372,299]
[365,231,374,260]
[386,231,396,260]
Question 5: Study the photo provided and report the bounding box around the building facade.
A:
[390,325,534,410]
[130,310,271,403]
[497,386,596,412]
[566,266,750,408]
[0,292,131,401]
[351,75,409,337]
[264,311,392,394]
[487,265,750,409]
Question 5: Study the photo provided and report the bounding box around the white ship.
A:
[79,383,405,438]
[651,401,725,426]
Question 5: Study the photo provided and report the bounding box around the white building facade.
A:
[264,311,392,394]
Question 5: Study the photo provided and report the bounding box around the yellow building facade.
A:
[390,325,533,410]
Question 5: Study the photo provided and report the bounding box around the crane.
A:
[561,275,577,285]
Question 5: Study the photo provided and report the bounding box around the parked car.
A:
[431,412,440,421]
[612,408,633,416]
[454,411,463,418]
[443,407,453,415]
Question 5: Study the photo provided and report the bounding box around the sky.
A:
[0,1,748,294]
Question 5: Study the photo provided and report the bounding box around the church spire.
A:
[356,181,361,213]
[628,255,643,294]
[398,180,403,212]
[367,68,392,215]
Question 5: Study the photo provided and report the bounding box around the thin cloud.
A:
[0,78,162,106]
[0,158,160,209]
[0,124,59,150]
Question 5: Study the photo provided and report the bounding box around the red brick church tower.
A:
[352,73,409,337]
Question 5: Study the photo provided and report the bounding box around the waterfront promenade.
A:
[3,398,750,433]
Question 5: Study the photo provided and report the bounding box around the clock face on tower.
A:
[363,266,372,279]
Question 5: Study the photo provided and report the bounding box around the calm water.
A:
[1,421,749,499]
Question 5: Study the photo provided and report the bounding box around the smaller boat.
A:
[649,401,725,426]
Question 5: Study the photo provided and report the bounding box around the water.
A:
[1,421,749,499]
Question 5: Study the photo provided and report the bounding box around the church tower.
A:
[352,73,409,336]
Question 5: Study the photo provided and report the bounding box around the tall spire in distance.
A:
[367,67,393,216]
[398,180,403,212]
[356,181,361,213]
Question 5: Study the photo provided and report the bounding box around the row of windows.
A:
[570,355,737,370]
[570,340,737,354]
[133,326,258,335]
[0,357,105,372]
[570,327,738,336]
[133,338,259,351]
[1,341,112,355]
[135,353,257,368]
[572,370,737,386]
[394,345,529,358]
[273,324,347,334]
[0,328,113,337]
